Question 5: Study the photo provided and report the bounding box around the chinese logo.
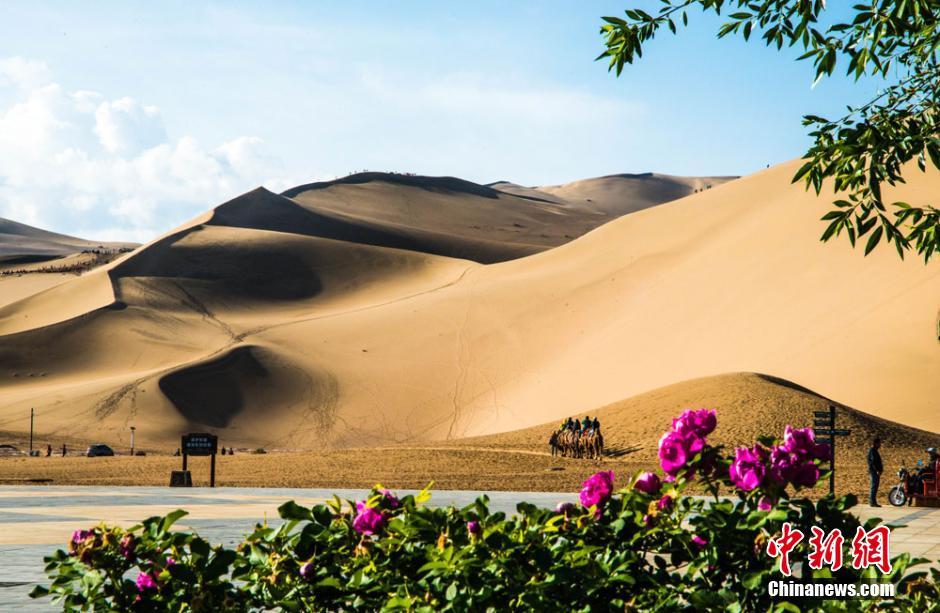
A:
[766,522,891,575]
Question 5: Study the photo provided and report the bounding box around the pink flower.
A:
[812,442,831,462]
[300,562,316,580]
[642,514,655,527]
[656,495,673,512]
[70,530,92,545]
[352,502,387,535]
[165,556,177,567]
[658,431,690,475]
[769,446,797,484]
[673,409,717,438]
[555,501,577,515]
[729,446,766,491]
[789,460,821,487]
[136,572,157,592]
[118,535,136,561]
[758,496,775,511]
[691,535,708,550]
[381,489,400,509]
[579,471,615,509]
[467,521,482,538]
[782,425,816,457]
[633,472,662,495]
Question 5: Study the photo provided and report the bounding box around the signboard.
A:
[813,428,851,436]
[178,433,220,487]
[182,433,218,456]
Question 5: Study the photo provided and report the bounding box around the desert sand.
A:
[0,163,936,462]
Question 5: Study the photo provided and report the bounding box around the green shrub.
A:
[32,411,940,611]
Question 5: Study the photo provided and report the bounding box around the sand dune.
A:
[0,162,936,452]
[0,216,132,260]
[461,372,940,467]
[493,172,737,215]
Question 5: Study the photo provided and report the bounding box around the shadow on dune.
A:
[158,346,265,428]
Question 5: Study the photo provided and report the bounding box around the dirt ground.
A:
[0,444,902,498]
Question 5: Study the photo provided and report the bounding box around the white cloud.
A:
[94,97,165,155]
[0,57,52,89]
[0,57,294,242]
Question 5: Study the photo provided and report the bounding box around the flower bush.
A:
[33,409,940,611]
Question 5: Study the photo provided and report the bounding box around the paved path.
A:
[1,486,937,610]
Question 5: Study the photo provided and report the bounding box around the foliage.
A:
[33,410,940,611]
[598,1,940,261]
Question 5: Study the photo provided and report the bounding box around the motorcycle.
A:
[888,460,925,507]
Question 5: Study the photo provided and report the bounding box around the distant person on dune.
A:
[868,437,883,507]
[61,444,67,457]
[592,417,600,432]
[46,444,51,457]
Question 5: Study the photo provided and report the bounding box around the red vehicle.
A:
[888,449,940,507]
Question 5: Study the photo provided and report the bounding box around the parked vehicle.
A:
[85,444,115,457]
[889,451,940,506]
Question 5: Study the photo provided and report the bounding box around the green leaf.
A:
[864,226,883,255]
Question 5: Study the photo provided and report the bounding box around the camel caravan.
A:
[549,416,604,460]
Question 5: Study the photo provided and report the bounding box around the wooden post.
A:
[29,408,34,456]
[829,404,836,496]
[182,451,188,471]
[210,452,216,488]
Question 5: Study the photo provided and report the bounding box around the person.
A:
[913,448,940,500]
[868,437,883,507]
[221,447,227,456]
[581,416,592,432]
[45,444,52,457]
[592,417,600,432]
[229,447,234,455]
[61,444,67,457]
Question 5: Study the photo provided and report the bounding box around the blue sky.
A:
[0,1,879,240]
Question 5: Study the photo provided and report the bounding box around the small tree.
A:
[599,1,940,262]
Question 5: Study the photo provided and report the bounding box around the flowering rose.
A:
[769,446,797,484]
[691,535,708,550]
[729,446,767,491]
[579,471,615,509]
[555,501,577,515]
[352,502,387,535]
[633,471,662,495]
[136,572,157,592]
[381,489,400,509]
[812,441,831,461]
[673,409,717,438]
[118,535,136,561]
[642,514,655,528]
[165,556,177,567]
[658,431,690,475]
[300,562,316,580]
[758,496,775,511]
[789,460,821,487]
[68,530,94,555]
[782,425,816,457]
[467,520,482,538]
[656,494,673,512]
